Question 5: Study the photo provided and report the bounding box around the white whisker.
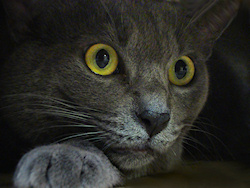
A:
[55,131,106,143]
[181,135,209,152]
[189,127,235,160]
[182,139,209,160]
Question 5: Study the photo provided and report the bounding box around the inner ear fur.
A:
[193,0,241,41]
[180,0,241,57]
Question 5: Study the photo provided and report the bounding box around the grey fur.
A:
[0,0,240,187]
[14,143,121,188]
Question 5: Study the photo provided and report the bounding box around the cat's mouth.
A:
[107,145,156,170]
[110,145,154,155]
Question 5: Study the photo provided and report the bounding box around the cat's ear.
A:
[181,0,240,52]
[180,0,211,16]
[2,0,38,42]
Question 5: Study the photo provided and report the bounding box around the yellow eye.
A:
[168,56,195,86]
[85,44,118,76]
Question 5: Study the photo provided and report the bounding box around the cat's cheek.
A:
[164,141,184,170]
[149,130,182,154]
[169,82,209,122]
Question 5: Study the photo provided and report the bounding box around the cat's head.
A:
[1,0,240,176]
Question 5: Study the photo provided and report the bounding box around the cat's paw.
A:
[14,144,121,188]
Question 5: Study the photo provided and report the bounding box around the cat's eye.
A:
[168,56,195,86]
[85,44,118,75]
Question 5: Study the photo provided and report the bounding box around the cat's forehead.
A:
[32,0,179,46]
[30,0,181,79]
[90,1,179,60]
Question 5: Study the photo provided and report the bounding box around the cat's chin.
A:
[107,147,155,170]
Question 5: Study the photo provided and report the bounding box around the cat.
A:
[0,0,243,187]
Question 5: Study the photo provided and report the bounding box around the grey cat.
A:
[0,0,241,187]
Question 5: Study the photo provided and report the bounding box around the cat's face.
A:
[1,0,239,175]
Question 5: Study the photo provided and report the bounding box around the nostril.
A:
[137,110,170,137]
[137,111,155,127]
[140,117,151,127]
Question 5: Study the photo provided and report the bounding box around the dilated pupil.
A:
[96,49,110,68]
[175,60,187,79]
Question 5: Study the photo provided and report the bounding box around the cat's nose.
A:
[138,110,170,137]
